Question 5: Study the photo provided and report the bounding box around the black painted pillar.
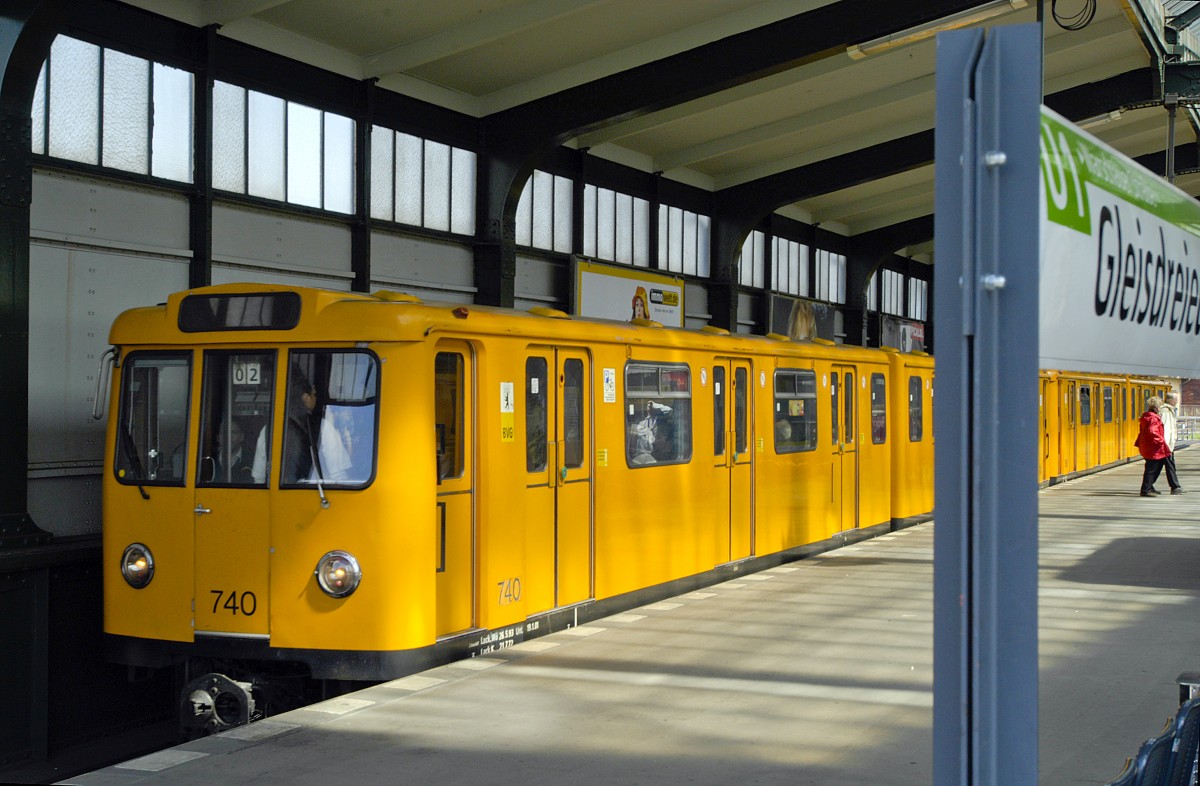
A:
[0,0,61,546]
[189,24,215,290]
[474,127,535,308]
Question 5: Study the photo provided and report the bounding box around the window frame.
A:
[624,361,693,468]
[774,368,818,454]
[114,350,193,488]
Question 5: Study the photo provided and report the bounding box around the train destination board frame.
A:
[1040,105,1200,378]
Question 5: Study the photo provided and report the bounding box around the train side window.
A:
[625,362,692,467]
[774,369,817,453]
[1103,387,1113,423]
[1080,386,1092,426]
[526,357,548,472]
[831,373,840,444]
[115,352,191,486]
[563,359,584,468]
[871,373,886,444]
[734,367,748,455]
[282,350,379,487]
[435,352,463,482]
[909,376,923,442]
[197,352,275,487]
[843,372,854,444]
[713,366,726,456]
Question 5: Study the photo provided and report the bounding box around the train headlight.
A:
[120,543,155,589]
[314,551,361,598]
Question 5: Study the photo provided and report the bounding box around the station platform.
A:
[72,450,1200,785]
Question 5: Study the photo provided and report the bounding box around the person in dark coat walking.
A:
[1137,396,1170,496]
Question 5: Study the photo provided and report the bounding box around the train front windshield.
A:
[115,349,380,489]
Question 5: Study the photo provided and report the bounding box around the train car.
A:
[1038,371,1177,485]
[100,283,936,732]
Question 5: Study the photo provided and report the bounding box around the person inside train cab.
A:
[216,419,253,483]
[1136,396,1170,497]
[281,368,352,485]
[1161,391,1185,495]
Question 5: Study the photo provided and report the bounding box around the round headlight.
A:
[314,551,361,598]
[121,543,155,589]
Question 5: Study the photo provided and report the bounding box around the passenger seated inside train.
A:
[629,400,673,465]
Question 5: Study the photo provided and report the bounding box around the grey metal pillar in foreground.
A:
[933,25,1042,785]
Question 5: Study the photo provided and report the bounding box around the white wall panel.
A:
[515,254,564,307]
[213,202,351,274]
[370,230,474,294]
[28,241,189,536]
[684,282,709,329]
[32,171,189,251]
[211,264,352,290]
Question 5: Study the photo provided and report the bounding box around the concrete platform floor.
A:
[73,450,1200,785]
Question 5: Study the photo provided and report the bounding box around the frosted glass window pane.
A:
[613,192,631,264]
[668,207,683,273]
[739,235,753,287]
[31,63,47,154]
[789,251,800,297]
[213,82,246,193]
[697,215,710,277]
[369,126,394,220]
[287,103,321,208]
[771,239,782,291]
[395,132,422,226]
[597,187,615,262]
[633,198,649,267]
[423,140,451,231]
[553,175,572,253]
[682,210,697,276]
[515,178,533,246]
[248,91,285,201]
[323,113,354,214]
[798,244,809,296]
[49,37,99,164]
[837,256,846,303]
[450,147,475,235]
[583,185,597,257]
[867,273,877,311]
[754,232,766,289]
[102,50,149,174]
[151,63,193,182]
[657,204,668,266]
[532,169,553,250]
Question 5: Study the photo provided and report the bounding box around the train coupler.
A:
[180,673,258,737]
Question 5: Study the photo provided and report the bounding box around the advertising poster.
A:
[768,294,838,342]
[1040,106,1200,376]
[574,257,684,327]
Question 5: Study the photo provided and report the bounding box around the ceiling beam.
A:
[202,0,293,26]
[486,0,1007,145]
[365,0,602,77]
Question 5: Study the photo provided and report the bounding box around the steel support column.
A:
[934,24,1041,785]
[0,0,63,547]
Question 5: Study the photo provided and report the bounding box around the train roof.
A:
[109,282,932,364]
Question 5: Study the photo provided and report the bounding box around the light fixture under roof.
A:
[1077,109,1123,129]
[847,0,1030,60]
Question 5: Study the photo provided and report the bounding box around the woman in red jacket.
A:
[1137,396,1171,496]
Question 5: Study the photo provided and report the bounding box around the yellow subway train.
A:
[98,283,1162,729]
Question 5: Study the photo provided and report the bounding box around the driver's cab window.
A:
[115,352,191,486]
[197,352,276,487]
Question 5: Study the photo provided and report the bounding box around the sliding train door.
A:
[435,345,475,635]
[524,348,592,611]
[830,365,859,533]
[712,359,753,562]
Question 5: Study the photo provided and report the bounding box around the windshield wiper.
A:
[120,430,151,500]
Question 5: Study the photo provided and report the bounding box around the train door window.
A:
[734,367,748,455]
[909,376,923,442]
[843,372,855,444]
[774,369,818,453]
[713,366,726,455]
[282,350,379,487]
[563,359,584,468]
[871,373,886,444]
[1103,387,1113,423]
[197,352,275,487]
[1080,386,1092,425]
[115,352,191,486]
[831,373,840,444]
[526,357,548,472]
[625,362,692,466]
[435,352,464,482]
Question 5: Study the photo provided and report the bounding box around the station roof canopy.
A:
[125,0,1200,262]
